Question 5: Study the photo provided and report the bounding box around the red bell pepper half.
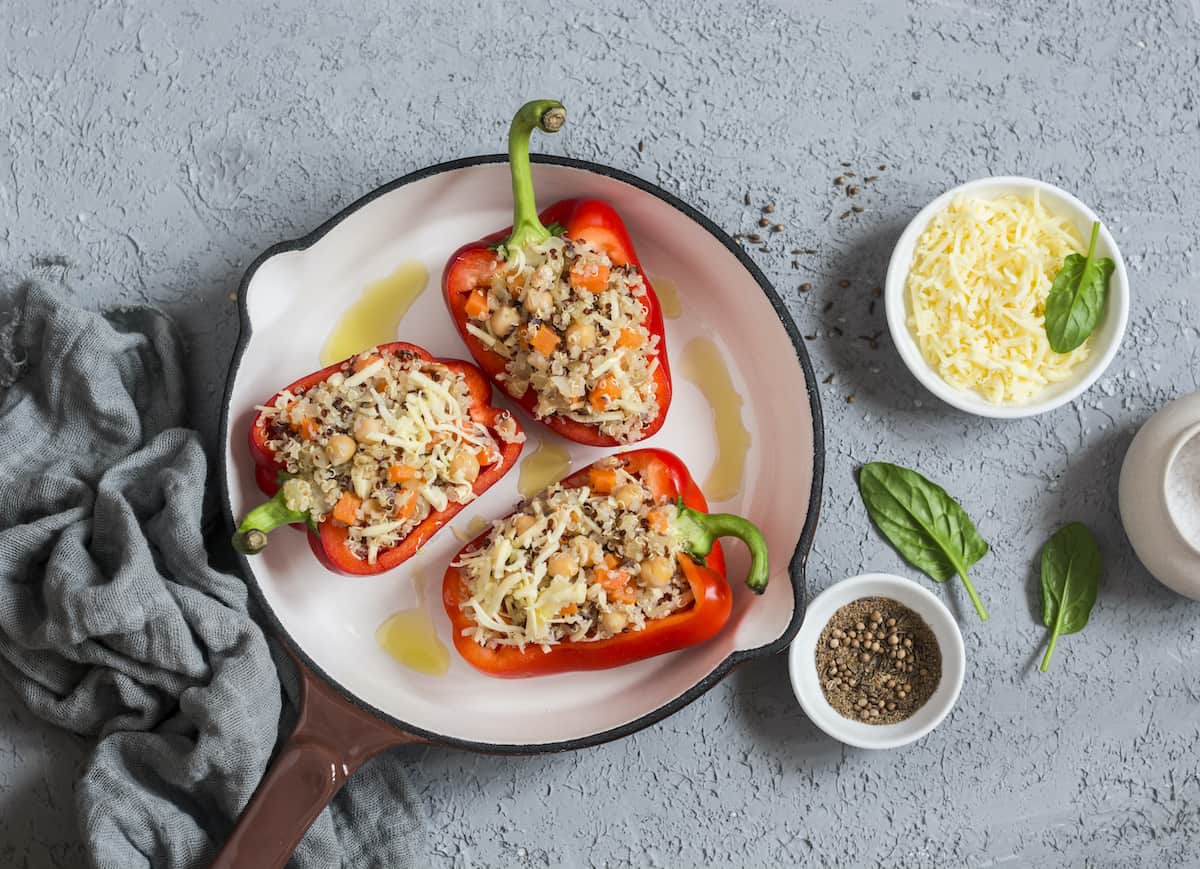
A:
[232,341,523,576]
[442,449,768,677]
[443,99,672,446]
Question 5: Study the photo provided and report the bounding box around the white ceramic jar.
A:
[1119,391,1200,598]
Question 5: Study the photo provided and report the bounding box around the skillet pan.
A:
[215,155,824,867]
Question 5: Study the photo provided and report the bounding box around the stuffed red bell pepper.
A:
[443,99,672,446]
[442,449,767,677]
[232,342,524,575]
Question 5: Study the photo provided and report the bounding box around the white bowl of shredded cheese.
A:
[885,176,1129,418]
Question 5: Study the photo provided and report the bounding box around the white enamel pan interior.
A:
[220,155,824,752]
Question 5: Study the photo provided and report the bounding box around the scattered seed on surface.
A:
[638,140,645,152]
[879,164,888,170]
[846,394,856,404]
[744,192,751,205]
[823,301,834,313]
[839,210,852,219]
[823,373,835,384]
[763,203,775,214]
[847,185,861,196]
[773,223,785,232]
[835,176,846,186]
[747,233,763,243]
[852,205,865,213]
[865,175,878,183]
[758,217,771,227]
[801,282,814,292]
[839,279,851,288]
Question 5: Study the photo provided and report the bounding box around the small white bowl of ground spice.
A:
[789,573,965,749]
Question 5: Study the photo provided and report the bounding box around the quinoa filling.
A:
[453,457,693,650]
[463,235,661,443]
[256,347,523,564]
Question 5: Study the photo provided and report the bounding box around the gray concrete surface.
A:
[3,0,1199,866]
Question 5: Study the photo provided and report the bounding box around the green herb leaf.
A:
[1039,522,1101,672]
[858,462,990,621]
[1044,221,1115,353]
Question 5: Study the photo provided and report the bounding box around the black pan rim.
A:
[218,153,825,754]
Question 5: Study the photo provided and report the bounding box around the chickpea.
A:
[513,513,538,535]
[600,611,628,634]
[612,484,644,511]
[547,553,580,578]
[490,305,520,338]
[640,556,674,588]
[565,319,596,350]
[353,415,382,444]
[448,449,480,484]
[574,536,604,566]
[325,434,357,465]
[523,288,553,318]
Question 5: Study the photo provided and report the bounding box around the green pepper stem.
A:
[674,502,770,594]
[500,99,566,255]
[232,488,310,556]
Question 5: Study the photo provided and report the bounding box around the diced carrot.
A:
[530,325,560,357]
[595,568,636,603]
[387,464,418,484]
[476,448,494,468]
[558,603,579,617]
[588,375,622,411]
[506,271,527,290]
[647,507,671,533]
[464,289,490,320]
[613,587,637,604]
[298,418,321,441]
[616,328,644,349]
[393,490,417,521]
[352,353,382,373]
[332,492,362,525]
[603,553,619,569]
[589,467,618,494]
[569,260,611,293]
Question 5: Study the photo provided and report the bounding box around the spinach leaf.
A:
[858,462,990,621]
[1044,221,1115,353]
[1039,522,1101,672]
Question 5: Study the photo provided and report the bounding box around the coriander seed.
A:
[815,596,942,725]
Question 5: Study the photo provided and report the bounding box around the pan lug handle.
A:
[210,653,423,869]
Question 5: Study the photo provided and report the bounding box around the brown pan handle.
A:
[211,654,424,869]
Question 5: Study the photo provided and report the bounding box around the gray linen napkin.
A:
[0,283,427,868]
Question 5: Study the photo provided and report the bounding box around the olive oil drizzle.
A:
[680,337,751,502]
[321,261,429,366]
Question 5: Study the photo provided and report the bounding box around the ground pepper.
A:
[815,596,941,725]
